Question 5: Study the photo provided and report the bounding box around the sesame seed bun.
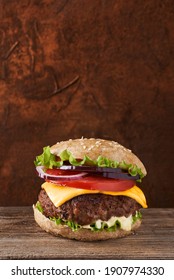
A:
[50,138,147,176]
[33,205,142,241]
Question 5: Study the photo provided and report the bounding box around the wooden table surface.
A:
[0,207,174,260]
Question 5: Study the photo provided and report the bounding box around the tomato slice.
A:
[46,176,135,192]
[45,168,135,192]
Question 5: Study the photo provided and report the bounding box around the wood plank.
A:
[0,207,174,259]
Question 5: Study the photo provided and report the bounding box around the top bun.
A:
[50,138,147,176]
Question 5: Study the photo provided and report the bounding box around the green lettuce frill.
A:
[34,146,144,181]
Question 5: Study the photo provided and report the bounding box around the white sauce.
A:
[82,215,133,231]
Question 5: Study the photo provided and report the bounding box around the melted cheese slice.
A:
[42,182,148,208]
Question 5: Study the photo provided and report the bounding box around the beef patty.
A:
[38,189,141,225]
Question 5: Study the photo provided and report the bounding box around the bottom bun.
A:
[33,205,142,241]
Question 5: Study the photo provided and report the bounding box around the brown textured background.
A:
[0,0,174,207]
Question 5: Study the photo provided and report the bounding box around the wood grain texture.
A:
[0,1,174,207]
[0,207,174,259]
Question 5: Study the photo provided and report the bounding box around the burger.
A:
[33,138,147,241]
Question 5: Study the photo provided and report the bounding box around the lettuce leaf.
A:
[50,217,81,231]
[36,201,43,213]
[132,211,142,224]
[34,146,144,180]
[90,219,121,232]
[34,146,63,169]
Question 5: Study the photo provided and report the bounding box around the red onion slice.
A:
[36,166,88,181]
[59,165,123,173]
[59,165,140,180]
